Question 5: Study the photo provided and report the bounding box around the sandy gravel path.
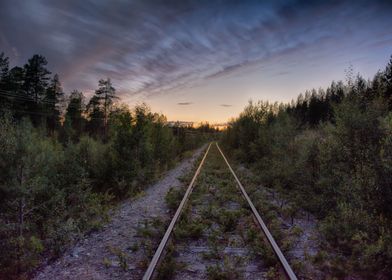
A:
[34,145,206,280]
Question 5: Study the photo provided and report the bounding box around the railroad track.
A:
[143,142,297,280]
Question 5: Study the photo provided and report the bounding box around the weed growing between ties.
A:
[228,157,325,278]
[206,256,243,280]
[156,243,186,280]
[129,148,209,276]
[166,144,283,279]
[132,216,168,271]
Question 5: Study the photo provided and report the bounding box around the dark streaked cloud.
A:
[0,0,391,102]
[220,104,232,107]
[205,63,247,80]
[177,102,193,106]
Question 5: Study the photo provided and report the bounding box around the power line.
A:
[0,107,108,120]
[0,90,85,111]
[0,89,119,112]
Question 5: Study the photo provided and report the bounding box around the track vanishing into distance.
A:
[143,142,298,280]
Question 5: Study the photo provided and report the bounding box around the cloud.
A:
[271,70,291,77]
[0,0,391,100]
[177,102,193,105]
[205,63,246,80]
[220,104,232,107]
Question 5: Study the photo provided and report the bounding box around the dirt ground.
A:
[33,146,206,280]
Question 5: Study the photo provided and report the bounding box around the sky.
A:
[1,0,392,123]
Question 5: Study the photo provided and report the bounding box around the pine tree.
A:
[384,56,392,109]
[86,95,105,138]
[0,52,10,109]
[6,67,27,118]
[94,78,118,139]
[44,74,64,133]
[64,90,85,141]
[0,52,9,81]
[23,55,51,126]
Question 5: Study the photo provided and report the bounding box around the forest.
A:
[2,50,392,279]
[0,52,216,278]
[221,55,392,277]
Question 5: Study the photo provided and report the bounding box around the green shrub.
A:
[165,187,184,211]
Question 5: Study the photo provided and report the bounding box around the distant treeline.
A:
[0,52,218,278]
[222,56,392,277]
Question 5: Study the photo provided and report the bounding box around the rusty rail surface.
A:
[216,142,297,280]
[143,143,212,280]
[143,142,297,280]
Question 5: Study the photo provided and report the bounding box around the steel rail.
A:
[142,143,212,280]
[216,142,298,280]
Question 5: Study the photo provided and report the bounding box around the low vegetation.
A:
[221,55,392,278]
[165,144,285,279]
[0,52,218,278]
